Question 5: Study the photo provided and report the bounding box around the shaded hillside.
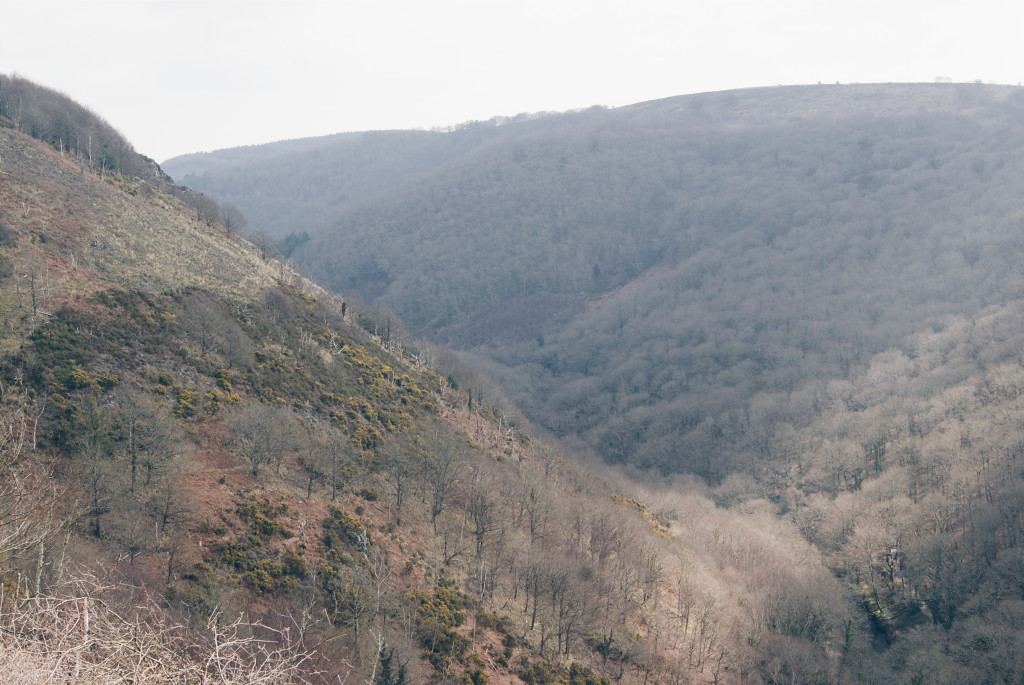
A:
[162,110,604,243]
[163,131,452,242]
[170,82,1024,482]
[489,82,1024,479]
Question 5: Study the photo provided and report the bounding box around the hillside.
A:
[159,81,1024,684]
[0,76,918,685]
[167,82,1024,480]
[160,112,600,247]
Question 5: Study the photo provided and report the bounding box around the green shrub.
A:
[411,578,471,671]
[243,559,286,594]
[322,508,370,553]
[237,499,291,541]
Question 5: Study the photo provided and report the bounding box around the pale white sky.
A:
[1,0,1020,162]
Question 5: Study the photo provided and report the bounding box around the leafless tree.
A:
[298,423,355,500]
[225,403,296,477]
[0,574,315,683]
[0,402,63,574]
[110,390,184,492]
[420,430,464,530]
[219,202,248,236]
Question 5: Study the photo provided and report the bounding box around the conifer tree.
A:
[376,645,407,685]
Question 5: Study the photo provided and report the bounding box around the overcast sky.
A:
[2,0,1020,162]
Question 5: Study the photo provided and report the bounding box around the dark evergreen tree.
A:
[376,645,407,685]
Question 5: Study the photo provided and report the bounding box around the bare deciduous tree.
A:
[219,202,248,236]
[0,402,62,572]
[110,390,184,492]
[225,403,296,477]
[298,423,355,500]
[420,430,464,530]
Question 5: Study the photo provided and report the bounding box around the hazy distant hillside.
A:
[163,132,363,177]
[177,83,1024,479]
[162,111,604,242]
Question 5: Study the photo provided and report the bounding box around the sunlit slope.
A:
[0,129,278,291]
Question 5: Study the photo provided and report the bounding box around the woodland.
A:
[2,75,1024,685]
[170,84,1024,473]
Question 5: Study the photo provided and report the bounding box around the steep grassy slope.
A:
[0,122,278,312]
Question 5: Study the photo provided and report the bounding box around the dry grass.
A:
[0,126,292,355]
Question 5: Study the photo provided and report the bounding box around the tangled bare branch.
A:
[0,575,315,684]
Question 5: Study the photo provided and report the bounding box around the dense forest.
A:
[161,112,599,248]
[163,82,1024,683]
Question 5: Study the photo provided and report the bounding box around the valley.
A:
[2,76,1024,683]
